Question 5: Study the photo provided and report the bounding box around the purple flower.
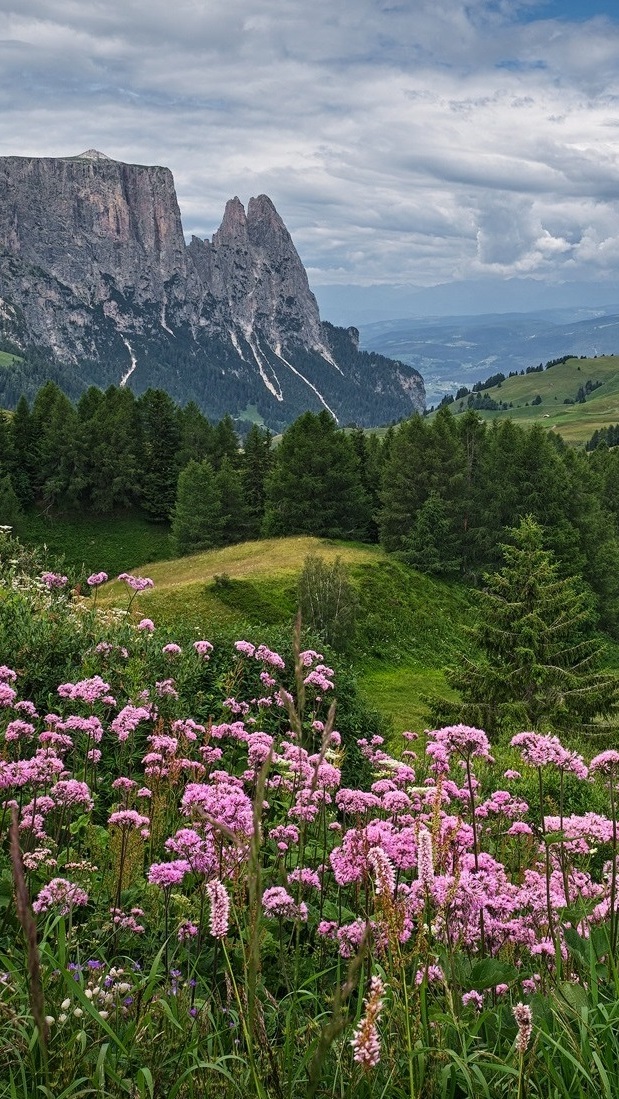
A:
[147,860,191,888]
[137,618,155,632]
[193,640,213,658]
[117,573,154,592]
[162,643,182,656]
[87,572,108,587]
[32,878,88,915]
[40,572,68,589]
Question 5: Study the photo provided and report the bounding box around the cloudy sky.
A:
[2,0,619,320]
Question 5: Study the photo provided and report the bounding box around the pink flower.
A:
[513,1002,533,1053]
[87,572,108,586]
[417,828,434,890]
[206,879,230,938]
[40,571,68,589]
[462,990,484,1011]
[117,573,154,592]
[368,847,396,897]
[351,976,385,1068]
[262,886,307,921]
[589,750,619,776]
[193,640,213,657]
[32,878,88,915]
[147,860,191,888]
[234,640,255,657]
[137,618,155,632]
[162,643,182,656]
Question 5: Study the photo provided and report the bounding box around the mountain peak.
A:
[76,149,113,161]
[0,153,425,428]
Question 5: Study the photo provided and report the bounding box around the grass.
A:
[99,537,472,737]
[0,350,21,368]
[436,354,619,444]
[18,510,174,576]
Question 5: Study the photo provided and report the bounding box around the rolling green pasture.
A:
[98,536,472,738]
[443,354,619,443]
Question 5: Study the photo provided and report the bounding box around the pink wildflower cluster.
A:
[351,976,385,1068]
[117,573,154,592]
[32,878,88,915]
[40,571,68,589]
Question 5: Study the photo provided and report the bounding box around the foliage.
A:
[297,554,359,653]
[432,517,619,737]
[4,539,619,1097]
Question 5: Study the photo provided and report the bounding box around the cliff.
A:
[0,150,425,428]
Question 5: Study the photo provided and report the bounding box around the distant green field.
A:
[439,354,619,444]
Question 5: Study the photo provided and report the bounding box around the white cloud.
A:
[0,0,619,299]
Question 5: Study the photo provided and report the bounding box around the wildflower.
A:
[162,643,182,656]
[193,640,213,657]
[417,828,434,891]
[589,750,619,776]
[32,878,88,915]
[367,847,396,896]
[86,572,108,586]
[117,573,154,592]
[351,976,385,1069]
[147,860,191,888]
[513,1002,533,1053]
[206,879,230,938]
[137,618,155,632]
[262,886,308,921]
[462,990,484,1010]
[40,571,68,589]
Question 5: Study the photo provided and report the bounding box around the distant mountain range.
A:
[0,151,424,430]
[359,307,619,405]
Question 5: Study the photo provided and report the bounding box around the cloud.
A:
[0,0,619,297]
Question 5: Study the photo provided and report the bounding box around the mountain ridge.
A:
[0,151,424,429]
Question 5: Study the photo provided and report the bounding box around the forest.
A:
[3,381,619,634]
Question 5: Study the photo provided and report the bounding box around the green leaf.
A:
[468,958,519,991]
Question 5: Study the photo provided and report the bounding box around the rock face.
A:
[0,151,425,428]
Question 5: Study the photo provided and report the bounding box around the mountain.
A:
[0,151,424,429]
[359,308,619,405]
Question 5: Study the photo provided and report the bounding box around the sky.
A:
[2,0,619,322]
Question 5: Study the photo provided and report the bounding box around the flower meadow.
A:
[3,544,619,1096]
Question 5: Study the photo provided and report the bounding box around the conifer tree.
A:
[169,459,221,556]
[433,516,619,736]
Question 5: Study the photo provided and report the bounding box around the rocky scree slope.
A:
[0,151,424,428]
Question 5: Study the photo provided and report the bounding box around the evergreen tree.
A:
[31,381,79,505]
[169,459,221,556]
[433,516,619,737]
[242,423,273,539]
[176,402,215,471]
[263,411,370,539]
[9,396,36,506]
[215,456,249,545]
[400,491,461,575]
[138,389,181,520]
[0,472,23,529]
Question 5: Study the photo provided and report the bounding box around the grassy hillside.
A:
[99,536,472,737]
[19,511,174,575]
[439,354,619,443]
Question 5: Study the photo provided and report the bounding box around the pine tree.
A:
[242,424,273,538]
[169,459,221,556]
[432,516,619,736]
[215,456,249,545]
[263,411,370,539]
[138,389,181,520]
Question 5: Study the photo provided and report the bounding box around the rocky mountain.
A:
[0,151,424,428]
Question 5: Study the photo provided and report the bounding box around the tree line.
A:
[3,383,619,632]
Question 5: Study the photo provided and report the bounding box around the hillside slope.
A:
[437,354,619,443]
